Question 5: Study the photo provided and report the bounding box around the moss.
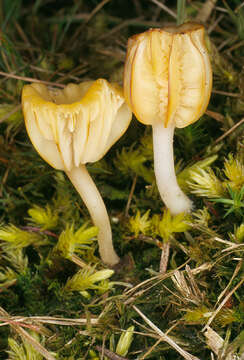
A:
[0,1,243,359]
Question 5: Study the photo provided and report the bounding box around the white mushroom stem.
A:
[66,165,120,266]
[152,121,192,215]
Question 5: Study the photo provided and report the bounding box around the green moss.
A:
[0,1,243,359]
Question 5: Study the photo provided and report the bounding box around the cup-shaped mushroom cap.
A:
[22,79,132,171]
[124,22,212,128]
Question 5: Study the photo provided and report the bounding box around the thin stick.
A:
[205,110,224,123]
[214,118,244,143]
[224,39,244,54]
[70,254,91,269]
[195,0,218,23]
[0,71,65,88]
[0,307,55,360]
[177,0,186,25]
[202,277,244,331]
[98,17,142,41]
[159,242,170,274]
[95,346,128,360]
[208,14,225,34]
[212,89,244,98]
[69,0,112,47]
[84,0,112,25]
[125,259,190,296]
[20,226,58,238]
[133,0,143,16]
[216,260,242,305]
[125,175,137,217]
[133,306,200,360]
[30,65,81,81]
[14,21,34,60]
[140,337,163,359]
[150,0,177,19]
[0,315,98,327]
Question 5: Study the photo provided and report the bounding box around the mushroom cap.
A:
[124,22,212,128]
[22,79,132,171]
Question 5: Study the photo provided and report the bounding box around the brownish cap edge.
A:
[127,22,204,43]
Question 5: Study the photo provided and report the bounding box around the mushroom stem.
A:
[152,121,192,215]
[66,165,120,266]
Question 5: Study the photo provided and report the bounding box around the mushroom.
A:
[124,22,212,215]
[22,79,132,266]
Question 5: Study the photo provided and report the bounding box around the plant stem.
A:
[159,242,170,274]
[152,122,192,215]
[177,0,186,25]
[66,165,120,266]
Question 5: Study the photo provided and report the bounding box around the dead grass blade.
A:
[133,305,200,360]
[0,307,56,360]
[202,277,244,331]
[0,71,65,88]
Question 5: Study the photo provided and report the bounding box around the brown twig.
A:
[133,305,200,360]
[223,39,244,54]
[70,254,92,269]
[205,110,225,123]
[140,337,163,360]
[0,307,55,360]
[212,89,244,98]
[95,345,129,360]
[84,0,112,25]
[159,242,170,274]
[97,17,143,41]
[216,260,242,305]
[29,65,81,81]
[149,0,177,19]
[202,277,244,331]
[14,21,34,60]
[0,315,98,327]
[214,118,244,143]
[20,226,58,238]
[0,71,65,88]
[208,14,225,34]
[133,0,143,16]
[125,175,137,217]
[195,0,218,23]
[69,0,112,48]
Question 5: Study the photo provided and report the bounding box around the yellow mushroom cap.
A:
[22,79,132,171]
[124,22,212,128]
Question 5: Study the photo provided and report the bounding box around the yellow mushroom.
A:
[124,22,212,214]
[22,79,132,266]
